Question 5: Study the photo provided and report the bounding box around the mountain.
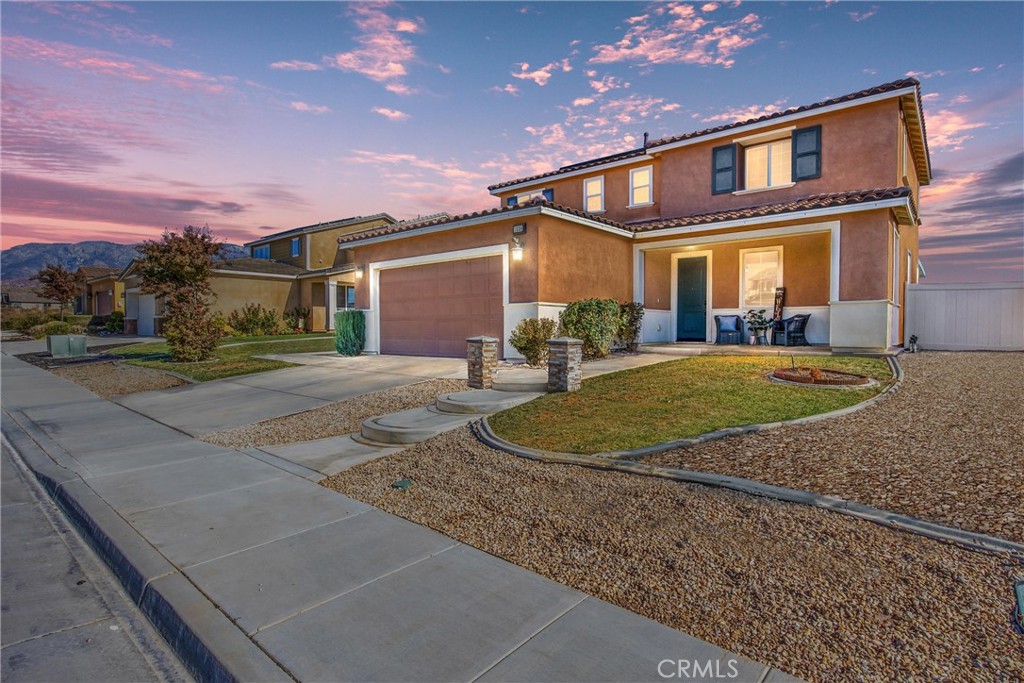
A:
[1,241,247,282]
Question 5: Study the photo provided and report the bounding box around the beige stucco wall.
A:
[257,217,395,271]
[211,274,300,320]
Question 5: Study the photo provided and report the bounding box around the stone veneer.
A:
[547,337,583,392]
[466,336,498,389]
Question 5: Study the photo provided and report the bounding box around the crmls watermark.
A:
[658,658,740,679]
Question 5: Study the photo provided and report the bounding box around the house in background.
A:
[73,266,123,316]
[0,285,59,311]
[338,78,929,358]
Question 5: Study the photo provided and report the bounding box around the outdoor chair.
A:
[714,315,743,344]
[773,314,811,346]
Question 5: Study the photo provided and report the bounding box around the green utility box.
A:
[47,334,87,358]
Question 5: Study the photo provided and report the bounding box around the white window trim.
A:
[629,165,654,208]
[731,126,795,146]
[743,138,792,192]
[738,246,784,309]
[515,189,548,203]
[732,182,796,197]
[583,176,605,213]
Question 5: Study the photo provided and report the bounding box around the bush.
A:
[334,310,365,356]
[163,304,221,362]
[105,310,125,333]
[616,302,645,353]
[227,303,280,336]
[285,306,311,332]
[28,320,73,339]
[509,317,558,365]
[1,308,58,332]
[559,298,620,359]
[67,314,92,327]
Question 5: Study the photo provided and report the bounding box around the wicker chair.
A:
[714,315,743,344]
[773,314,811,346]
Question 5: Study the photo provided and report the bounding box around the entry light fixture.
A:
[511,237,524,261]
[354,265,364,279]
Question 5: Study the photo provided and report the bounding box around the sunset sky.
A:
[2,1,1021,282]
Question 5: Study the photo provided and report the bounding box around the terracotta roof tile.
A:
[76,265,120,280]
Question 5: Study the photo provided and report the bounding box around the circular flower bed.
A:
[772,366,872,386]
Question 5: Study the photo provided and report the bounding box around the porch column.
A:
[326,282,337,331]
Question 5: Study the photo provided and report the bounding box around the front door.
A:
[676,257,707,341]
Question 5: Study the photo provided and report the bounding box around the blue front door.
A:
[677,257,707,341]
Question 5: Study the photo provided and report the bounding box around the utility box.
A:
[47,334,87,358]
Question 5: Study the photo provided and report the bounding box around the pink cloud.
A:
[600,95,679,123]
[33,1,174,47]
[511,58,573,87]
[290,101,331,115]
[270,60,324,71]
[589,75,629,94]
[489,84,520,96]
[372,106,410,121]
[927,109,988,150]
[323,3,424,94]
[905,69,949,80]
[847,6,879,22]
[573,97,596,107]
[701,99,788,123]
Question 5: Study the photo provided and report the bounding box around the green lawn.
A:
[113,336,336,382]
[488,355,893,454]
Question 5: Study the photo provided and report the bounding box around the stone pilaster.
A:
[466,336,498,389]
[547,337,583,392]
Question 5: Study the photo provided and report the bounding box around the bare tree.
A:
[34,264,78,321]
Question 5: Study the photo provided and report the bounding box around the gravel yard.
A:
[51,361,188,397]
[201,378,468,448]
[642,352,1024,543]
[324,427,1023,682]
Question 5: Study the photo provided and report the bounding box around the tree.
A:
[136,226,224,362]
[34,264,78,321]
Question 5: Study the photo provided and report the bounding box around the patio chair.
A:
[714,314,743,344]
[772,314,811,346]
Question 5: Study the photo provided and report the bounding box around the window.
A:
[252,245,270,259]
[583,176,604,213]
[507,188,553,207]
[339,285,356,309]
[740,248,783,308]
[629,165,653,206]
[745,139,792,190]
[712,145,736,194]
[291,237,302,258]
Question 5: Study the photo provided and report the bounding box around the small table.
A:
[749,325,771,346]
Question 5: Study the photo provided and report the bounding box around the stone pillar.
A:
[547,337,583,392]
[467,336,498,389]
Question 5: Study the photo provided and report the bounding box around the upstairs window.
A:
[291,237,302,257]
[507,188,554,207]
[629,165,653,206]
[712,145,737,194]
[740,247,783,308]
[711,124,822,194]
[583,176,604,213]
[252,245,270,259]
[745,139,792,191]
[792,125,822,180]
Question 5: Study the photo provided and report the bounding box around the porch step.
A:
[492,368,548,393]
[435,389,542,415]
[360,407,477,445]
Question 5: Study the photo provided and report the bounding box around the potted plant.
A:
[743,309,770,345]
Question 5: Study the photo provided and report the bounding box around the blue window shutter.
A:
[542,189,554,202]
[712,144,736,194]
[507,196,518,207]
[793,125,822,180]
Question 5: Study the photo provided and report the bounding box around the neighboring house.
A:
[0,284,59,310]
[74,266,125,317]
[337,78,929,358]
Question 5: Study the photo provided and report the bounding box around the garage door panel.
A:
[379,256,503,358]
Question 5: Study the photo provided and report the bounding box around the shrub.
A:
[334,310,365,356]
[28,320,73,339]
[67,314,92,327]
[509,317,558,366]
[163,303,221,363]
[285,306,312,332]
[228,303,279,336]
[559,298,620,359]
[616,302,645,353]
[2,308,58,332]
[105,310,125,333]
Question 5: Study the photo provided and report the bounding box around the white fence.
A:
[905,282,1024,351]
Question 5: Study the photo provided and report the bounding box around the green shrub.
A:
[1,308,58,332]
[29,320,73,339]
[66,314,92,327]
[228,303,279,336]
[334,310,365,356]
[164,304,221,362]
[559,298,620,359]
[105,310,125,333]
[509,317,558,365]
[285,306,312,332]
[616,302,645,353]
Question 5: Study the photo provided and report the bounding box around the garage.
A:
[378,256,504,357]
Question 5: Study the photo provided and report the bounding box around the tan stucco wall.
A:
[537,220,633,303]
[839,209,890,302]
[257,217,395,271]
[211,274,300,320]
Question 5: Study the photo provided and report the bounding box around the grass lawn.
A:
[113,336,336,382]
[488,355,893,454]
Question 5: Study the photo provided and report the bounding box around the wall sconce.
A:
[511,237,524,261]
[354,265,364,279]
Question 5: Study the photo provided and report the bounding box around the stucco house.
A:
[74,266,124,316]
[337,78,929,359]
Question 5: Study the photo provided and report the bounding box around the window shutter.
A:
[792,126,822,180]
[542,189,554,202]
[712,144,736,194]
[506,196,518,207]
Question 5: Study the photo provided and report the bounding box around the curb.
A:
[473,356,1024,560]
[1,410,294,683]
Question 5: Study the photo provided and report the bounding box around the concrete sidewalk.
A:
[1,354,796,682]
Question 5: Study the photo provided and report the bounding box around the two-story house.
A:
[337,78,929,358]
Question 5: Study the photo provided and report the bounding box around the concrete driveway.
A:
[114,354,467,436]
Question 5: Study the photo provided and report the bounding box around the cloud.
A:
[600,94,680,124]
[905,69,949,80]
[372,106,409,121]
[926,109,988,150]
[489,83,520,96]
[270,60,324,71]
[33,1,174,47]
[701,99,788,123]
[701,3,720,11]
[590,3,764,69]
[511,58,572,87]
[324,2,424,94]
[589,74,630,94]
[290,101,331,115]
[847,6,879,22]
[573,97,596,107]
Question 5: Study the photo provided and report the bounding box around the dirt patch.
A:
[51,361,188,397]
[200,377,469,448]
[323,427,1022,683]
[771,366,871,385]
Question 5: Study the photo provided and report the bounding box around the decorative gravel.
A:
[642,352,1024,543]
[51,361,188,397]
[324,427,1023,682]
[201,378,468,448]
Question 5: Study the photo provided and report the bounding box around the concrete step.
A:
[492,368,548,393]
[360,407,478,445]
[435,389,542,415]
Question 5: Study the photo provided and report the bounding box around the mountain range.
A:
[1,241,247,282]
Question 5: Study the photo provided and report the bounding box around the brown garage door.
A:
[379,256,504,358]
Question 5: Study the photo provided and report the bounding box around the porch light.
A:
[511,237,524,261]
[354,265,364,279]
